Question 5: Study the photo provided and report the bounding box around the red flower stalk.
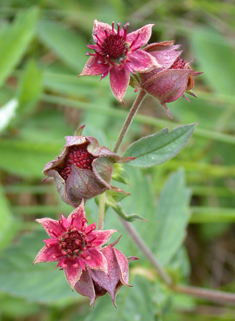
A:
[43,125,132,207]
[134,41,202,118]
[79,20,160,103]
[33,201,117,289]
[75,237,138,307]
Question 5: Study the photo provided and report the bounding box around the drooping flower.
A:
[43,125,131,207]
[134,41,202,118]
[79,20,160,103]
[33,201,117,289]
[75,237,138,307]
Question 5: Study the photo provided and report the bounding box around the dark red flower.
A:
[79,20,160,103]
[75,237,138,307]
[134,41,202,118]
[33,201,117,289]
[43,125,131,207]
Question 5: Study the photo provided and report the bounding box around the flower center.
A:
[101,34,126,60]
[170,57,186,69]
[59,227,86,256]
[59,143,95,180]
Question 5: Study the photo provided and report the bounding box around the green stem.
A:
[120,218,172,285]
[113,90,146,153]
[98,193,106,230]
[173,284,235,305]
[121,218,235,305]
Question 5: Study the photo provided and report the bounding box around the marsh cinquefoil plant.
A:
[34,20,203,307]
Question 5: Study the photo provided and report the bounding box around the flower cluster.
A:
[135,41,202,118]
[34,19,201,308]
[80,20,201,115]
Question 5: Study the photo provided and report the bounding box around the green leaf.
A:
[153,169,191,265]
[123,124,197,168]
[38,21,87,72]
[119,168,156,247]
[105,193,146,222]
[191,28,235,95]
[0,7,39,87]
[0,139,61,178]
[17,60,43,116]
[0,231,78,303]
[84,276,155,321]
[0,183,15,250]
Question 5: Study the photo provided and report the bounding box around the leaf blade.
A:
[0,7,39,87]
[124,123,197,168]
[153,169,191,265]
[37,20,87,72]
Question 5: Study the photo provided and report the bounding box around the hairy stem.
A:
[121,218,235,305]
[98,193,106,230]
[173,284,235,305]
[113,90,146,153]
[120,218,172,285]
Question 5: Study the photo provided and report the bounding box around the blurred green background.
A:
[0,0,235,320]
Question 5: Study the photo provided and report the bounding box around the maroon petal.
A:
[126,24,154,49]
[109,66,130,103]
[79,56,109,77]
[67,200,87,230]
[128,50,160,73]
[82,248,107,272]
[63,257,83,289]
[33,245,62,264]
[75,269,97,305]
[36,218,64,238]
[87,229,117,247]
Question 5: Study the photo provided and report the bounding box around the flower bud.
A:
[75,237,138,307]
[43,126,130,207]
[135,41,202,118]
